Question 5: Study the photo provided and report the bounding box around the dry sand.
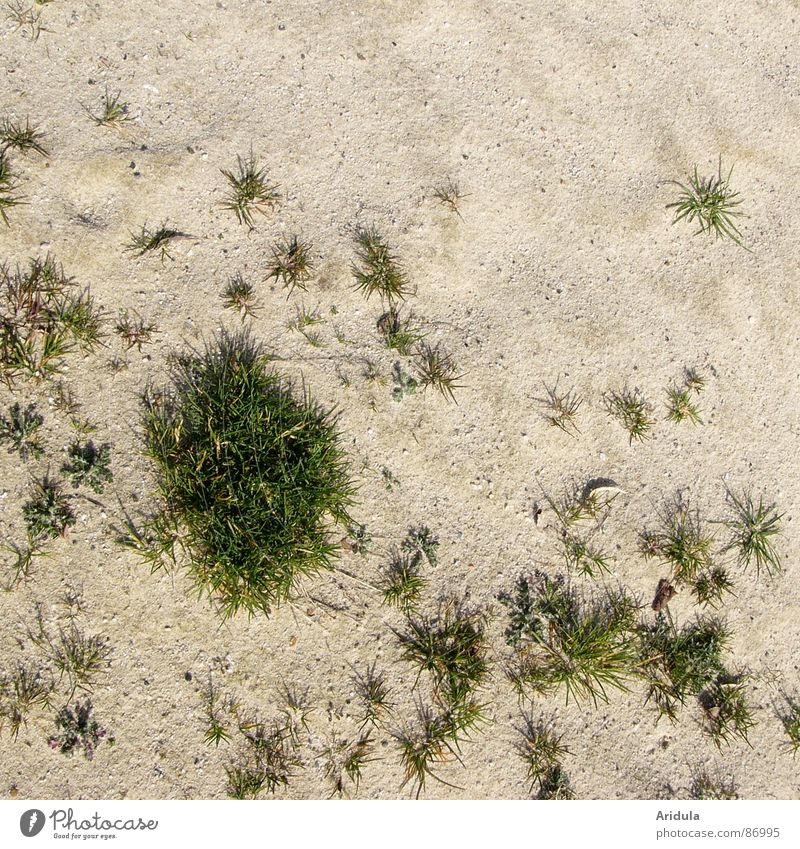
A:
[1,0,799,799]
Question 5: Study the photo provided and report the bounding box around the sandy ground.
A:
[1,0,799,799]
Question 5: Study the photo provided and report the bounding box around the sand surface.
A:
[1,0,799,799]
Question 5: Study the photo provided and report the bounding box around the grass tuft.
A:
[413,342,464,403]
[604,387,655,443]
[139,329,356,618]
[516,716,570,797]
[538,381,582,435]
[0,401,44,460]
[22,475,76,540]
[1,117,48,156]
[126,223,184,261]
[266,236,313,295]
[220,153,279,228]
[85,89,131,128]
[222,273,259,319]
[667,158,747,248]
[352,226,412,303]
[720,489,783,577]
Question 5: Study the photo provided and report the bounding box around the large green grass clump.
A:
[141,331,355,618]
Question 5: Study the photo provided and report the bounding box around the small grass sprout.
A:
[267,236,313,295]
[666,386,703,425]
[48,698,108,760]
[604,387,655,443]
[432,178,467,217]
[222,273,259,319]
[691,566,735,609]
[413,342,464,403]
[85,88,131,128]
[778,697,800,755]
[0,117,48,157]
[0,401,44,460]
[5,0,47,40]
[114,309,157,351]
[667,158,747,248]
[721,489,783,577]
[0,153,24,224]
[352,226,412,303]
[689,768,738,800]
[391,361,418,401]
[22,475,76,540]
[354,664,393,729]
[221,152,279,228]
[126,223,184,261]
[61,440,113,493]
[561,533,611,578]
[538,380,582,435]
[381,550,427,613]
[377,307,423,356]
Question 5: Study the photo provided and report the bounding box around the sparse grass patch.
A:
[398,601,489,708]
[0,661,53,738]
[220,153,279,228]
[603,387,655,443]
[638,613,728,723]
[667,158,747,248]
[1,257,104,384]
[267,236,313,295]
[381,549,427,613]
[516,716,570,797]
[0,402,43,460]
[720,489,783,577]
[354,663,393,730]
[22,475,76,540]
[640,496,715,587]
[0,152,24,224]
[778,697,800,755]
[538,381,582,435]
[701,675,755,748]
[689,768,738,800]
[138,330,356,618]
[352,226,412,303]
[500,573,639,705]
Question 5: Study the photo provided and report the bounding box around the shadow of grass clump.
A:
[135,330,356,618]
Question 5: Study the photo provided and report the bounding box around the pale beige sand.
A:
[1,0,799,799]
